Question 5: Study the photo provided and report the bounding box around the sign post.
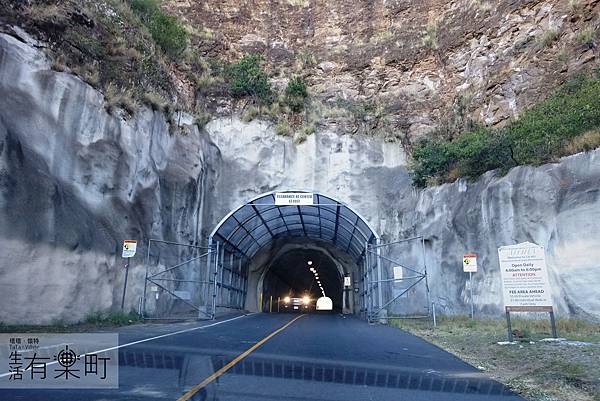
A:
[121,240,137,311]
[498,242,556,341]
[463,253,477,319]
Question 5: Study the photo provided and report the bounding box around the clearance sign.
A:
[498,242,553,312]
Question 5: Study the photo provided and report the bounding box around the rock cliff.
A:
[1,12,599,323]
[170,0,600,141]
[0,32,216,323]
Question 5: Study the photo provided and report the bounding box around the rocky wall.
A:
[0,32,216,324]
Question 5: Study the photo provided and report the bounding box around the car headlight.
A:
[302,296,310,305]
[284,296,290,303]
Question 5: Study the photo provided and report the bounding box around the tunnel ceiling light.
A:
[309,268,315,272]
[307,261,313,265]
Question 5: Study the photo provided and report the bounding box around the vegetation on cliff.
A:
[411,71,600,187]
[2,0,599,181]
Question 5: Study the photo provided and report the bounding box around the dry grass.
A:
[563,129,600,155]
[242,105,260,122]
[423,20,439,50]
[27,2,68,23]
[391,316,600,401]
[142,91,169,112]
[105,84,139,116]
[275,119,292,136]
[470,0,493,12]
[577,28,597,47]
[538,28,561,47]
[287,0,309,7]
[72,64,100,86]
[194,112,211,129]
[568,0,585,14]
[51,54,68,72]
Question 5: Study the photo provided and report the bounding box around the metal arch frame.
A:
[207,189,391,321]
[220,210,370,251]
[221,203,371,248]
[209,189,379,261]
[209,189,380,240]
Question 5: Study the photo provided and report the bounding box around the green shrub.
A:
[130,0,160,16]
[129,0,188,57]
[507,74,600,164]
[411,73,600,187]
[148,13,188,56]
[227,54,273,104]
[285,76,308,112]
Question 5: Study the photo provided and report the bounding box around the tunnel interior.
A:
[209,191,378,315]
[262,248,343,311]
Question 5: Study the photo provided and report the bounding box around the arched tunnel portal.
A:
[208,190,379,316]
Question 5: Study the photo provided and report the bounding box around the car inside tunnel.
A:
[261,248,343,312]
[207,190,379,317]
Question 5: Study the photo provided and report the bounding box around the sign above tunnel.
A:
[275,192,314,206]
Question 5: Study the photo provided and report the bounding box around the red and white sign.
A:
[498,242,553,311]
[122,240,137,258]
[463,253,478,272]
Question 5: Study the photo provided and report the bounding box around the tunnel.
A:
[262,248,343,312]
[208,190,379,316]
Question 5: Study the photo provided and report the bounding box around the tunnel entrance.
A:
[208,191,378,317]
[261,248,343,312]
[141,190,430,322]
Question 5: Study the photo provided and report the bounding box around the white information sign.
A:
[393,266,403,280]
[122,240,137,258]
[275,192,314,206]
[463,253,478,272]
[498,242,553,312]
[344,276,351,287]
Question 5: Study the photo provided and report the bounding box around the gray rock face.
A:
[1,31,599,324]
[205,118,600,321]
[398,154,600,320]
[0,33,215,324]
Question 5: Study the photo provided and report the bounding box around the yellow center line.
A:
[176,314,306,401]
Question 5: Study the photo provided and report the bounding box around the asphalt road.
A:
[0,313,525,401]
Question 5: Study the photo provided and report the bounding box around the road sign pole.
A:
[549,310,558,338]
[121,261,130,311]
[469,271,474,319]
[506,308,513,342]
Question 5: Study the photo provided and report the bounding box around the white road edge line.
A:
[0,313,255,378]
